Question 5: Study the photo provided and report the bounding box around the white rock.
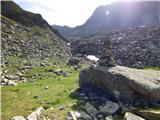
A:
[7,80,17,86]
[124,112,146,120]
[86,55,99,62]
[105,115,114,120]
[11,116,26,120]
[74,111,81,118]
[27,107,44,120]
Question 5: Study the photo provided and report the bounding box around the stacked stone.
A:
[99,39,116,67]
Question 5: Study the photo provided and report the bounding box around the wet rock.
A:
[99,101,120,115]
[11,116,26,120]
[124,112,146,120]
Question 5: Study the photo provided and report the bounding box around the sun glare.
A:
[100,0,115,5]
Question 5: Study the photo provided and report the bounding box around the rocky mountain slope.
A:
[71,26,160,68]
[1,1,70,62]
[1,1,71,85]
[53,1,160,39]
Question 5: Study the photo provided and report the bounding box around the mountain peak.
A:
[53,1,160,39]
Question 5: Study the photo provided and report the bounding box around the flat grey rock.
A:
[79,65,160,104]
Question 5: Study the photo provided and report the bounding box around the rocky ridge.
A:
[72,26,160,68]
[1,1,71,85]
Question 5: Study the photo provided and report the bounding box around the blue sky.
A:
[13,0,114,27]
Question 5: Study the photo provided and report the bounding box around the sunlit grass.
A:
[1,67,79,120]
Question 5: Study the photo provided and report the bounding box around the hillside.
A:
[71,26,160,68]
[1,1,71,62]
[1,1,71,85]
[53,1,160,39]
[1,1,160,120]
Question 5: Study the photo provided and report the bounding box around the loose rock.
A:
[85,102,98,116]
[124,112,146,120]
[99,101,120,115]
[27,107,44,120]
[11,116,26,120]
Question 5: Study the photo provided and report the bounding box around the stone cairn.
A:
[99,39,116,67]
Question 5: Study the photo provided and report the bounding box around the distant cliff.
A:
[53,1,160,39]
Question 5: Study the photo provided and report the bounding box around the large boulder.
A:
[79,65,160,104]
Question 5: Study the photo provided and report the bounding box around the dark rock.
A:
[59,106,65,111]
[79,111,92,120]
[53,69,65,75]
[84,102,98,116]
[97,114,104,119]
[68,57,80,66]
[63,72,71,77]
[99,101,120,116]
[99,40,116,67]
[71,26,160,68]
[33,96,43,99]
